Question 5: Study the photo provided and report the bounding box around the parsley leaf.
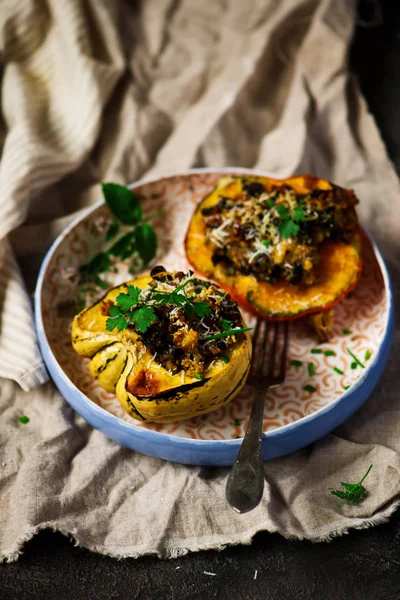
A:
[279,219,299,239]
[116,290,138,312]
[276,204,289,219]
[221,319,233,331]
[108,305,123,317]
[293,204,306,222]
[190,301,212,318]
[127,285,141,304]
[81,252,110,275]
[105,220,120,242]
[267,199,275,208]
[129,307,157,333]
[106,315,128,332]
[102,183,142,225]
[107,231,136,259]
[331,464,373,504]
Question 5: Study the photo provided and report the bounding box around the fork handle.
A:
[226,388,267,513]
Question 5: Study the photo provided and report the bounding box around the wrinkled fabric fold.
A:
[1,0,400,562]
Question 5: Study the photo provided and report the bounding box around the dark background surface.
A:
[2,1,400,598]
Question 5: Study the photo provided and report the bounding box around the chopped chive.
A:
[262,239,271,247]
[204,327,252,342]
[221,354,229,363]
[342,329,352,335]
[304,384,316,393]
[311,349,322,354]
[290,359,303,367]
[343,385,350,390]
[234,419,241,427]
[365,350,371,361]
[308,362,315,377]
[346,347,365,369]
[333,367,344,375]
[324,350,336,357]
[194,373,204,380]
[351,362,357,370]
[19,415,29,424]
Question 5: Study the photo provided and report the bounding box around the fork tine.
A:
[277,321,289,381]
[266,322,279,376]
[250,319,263,377]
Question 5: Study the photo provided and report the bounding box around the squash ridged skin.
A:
[185,174,362,320]
[71,274,252,423]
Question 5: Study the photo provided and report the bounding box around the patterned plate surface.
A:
[35,169,394,465]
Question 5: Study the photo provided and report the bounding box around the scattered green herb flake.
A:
[279,219,299,239]
[267,199,275,207]
[19,415,29,424]
[308,362,315,377]
[331,464,373,505]
[311,349,322,354]
[346,347,365,369]
[351,362,358,370]
[304,384,317,393]
[324,350,336,357]
[234,419,241,427]
[194,373,204,380]
[333,367,344,375]
[290,359,303,367]
[342,329,352,335]
[343,385,350,390]
[221,354,229,364]
[365,350,372,361]
[262,239,271,247]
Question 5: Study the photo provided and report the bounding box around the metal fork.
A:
[226,320,289,514]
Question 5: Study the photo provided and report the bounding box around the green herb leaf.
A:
[221,319,232,331]
[107,231,136,259]
[262,239,271,247]
[342,329,352,335]
[19,415,29,424]
[127,285,141,304]
[194,373,204,380]
[129,306,157,333]
[234,419,241,426]
[190,301,212,318]
[81,252,110,275]
[290,359,303,367]
[346,347,365,368]
[333,367,344,375]
[351,362,357,370]
[343,385,350,390]
[324,350,336,356]
[221,354,229,364]
[279,219,300,239]
[102,183,142,225]
[106,315,128,332]
[134,222,157,265]
[293,204,306,222]
[276,204,289,219]
[105,220,120,243]
[267,199,275,207]
[304,384,316,393]
[365,349,371,361]
[94,275,108,289]
[308,362,315,377]
[311,348,322,354]
[108,305,123,317]
[331,464,372,505]
[116,291,137,312]
[204,327,252,343]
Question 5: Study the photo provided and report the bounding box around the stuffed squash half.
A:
[72,266,252,423]
[185,175,362,335]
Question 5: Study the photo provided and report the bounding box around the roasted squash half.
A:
[185,175,362,320]
[72,268,252,423]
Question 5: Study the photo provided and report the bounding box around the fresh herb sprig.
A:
[274,201,306,239]
[152,280,211,319]
[331,464,373,504]
[74,183,159,311]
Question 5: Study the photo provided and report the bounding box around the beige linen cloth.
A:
[1,0,400,562]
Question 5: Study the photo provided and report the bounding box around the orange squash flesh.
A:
[185,174,362,320]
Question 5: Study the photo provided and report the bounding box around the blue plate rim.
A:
[34,167,394,454]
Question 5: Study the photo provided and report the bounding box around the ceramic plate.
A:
[34,169,394,466]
